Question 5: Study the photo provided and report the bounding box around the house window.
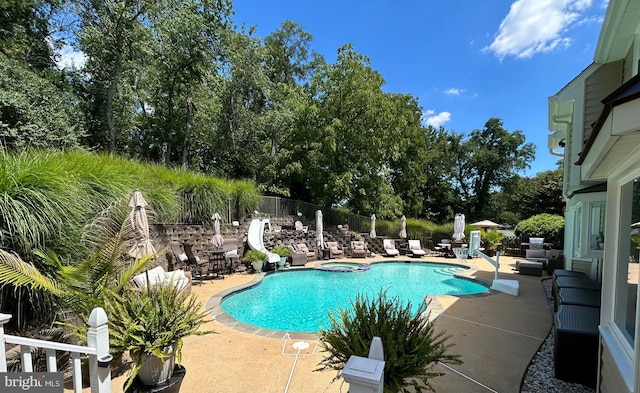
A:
[615,178,640,345]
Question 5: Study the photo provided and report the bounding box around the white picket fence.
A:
[0,307,112,393]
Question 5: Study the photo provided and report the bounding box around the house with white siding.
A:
[548,1,640,391]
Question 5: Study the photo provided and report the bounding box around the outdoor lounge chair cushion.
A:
[383,239,399,256]
[408,240,426,256]
[325,242,344,258]
[295,243,316,261]
[132,266,191,293]
[350,241,368,257]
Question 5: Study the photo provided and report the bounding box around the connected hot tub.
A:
[315,262,371,272]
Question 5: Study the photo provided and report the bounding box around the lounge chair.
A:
[383,239,399,257]
[350,241,368,258]
[294,243,316,262]
[525,249,550,269]
[407,240,426,257]
[287,244,308,266]
[325,241,344,259]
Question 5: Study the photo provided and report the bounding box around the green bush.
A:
[318,291,461,393]
[515,214,565,248]
[0,54,84,150]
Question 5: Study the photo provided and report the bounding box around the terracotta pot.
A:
[138,343,178,386]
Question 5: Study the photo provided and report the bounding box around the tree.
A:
[144,0,232,167]
[0,0,58,70]
[77,0,149,152]
[277,44,405,216]
[0,54,83,149]
[453,118,535,220]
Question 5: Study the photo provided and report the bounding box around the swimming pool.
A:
[220,262,489,333]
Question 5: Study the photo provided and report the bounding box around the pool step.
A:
[434,267,464,276]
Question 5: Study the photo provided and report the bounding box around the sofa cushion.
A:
[132,273,147,288]
[526,249,547,259]
[297,243,309,253]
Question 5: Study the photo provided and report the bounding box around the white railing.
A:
[0,307,112,393]
[474,250,520,296]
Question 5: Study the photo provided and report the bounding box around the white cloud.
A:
[423,111,451,128]
[486,0,594,59]
[56,44,86,70]
[444,88,464,95]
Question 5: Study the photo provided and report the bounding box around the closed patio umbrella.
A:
[453,213,465,241]
[128,190,156,259]
[316,210,324,249]
[210,212,224,248]
[370,214,377,239]
[399,215,407,239]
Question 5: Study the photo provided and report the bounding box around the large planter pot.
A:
[125,365,186,393]
[277,257,287,268]
[251,260,264,272]
[138,343,178,386]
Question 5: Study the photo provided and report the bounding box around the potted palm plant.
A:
[481,230,504,257]
[244,249,268,272]
[271,245,292,268]
[104,284,214,390]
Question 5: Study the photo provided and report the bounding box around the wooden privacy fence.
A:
[0,307,112,393]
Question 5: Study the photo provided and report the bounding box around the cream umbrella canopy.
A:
[399,215,407,239]
[470,219,501,229]
[210,212,224,248]
[370,214,377,239]
[128,190,156,259]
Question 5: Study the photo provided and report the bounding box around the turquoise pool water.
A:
[220,262,489,333]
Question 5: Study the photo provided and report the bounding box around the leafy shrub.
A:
[0,54,84,150]
[318,291,461,393]
[515,214,565,248]
[430,223,455,244]
[405,218,435,241]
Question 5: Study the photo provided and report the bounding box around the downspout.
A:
[551,116,573,199]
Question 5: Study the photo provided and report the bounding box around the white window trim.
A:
[602,170,640,392]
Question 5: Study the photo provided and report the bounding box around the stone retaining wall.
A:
[150,216,388,269]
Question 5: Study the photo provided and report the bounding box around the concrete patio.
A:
[107,253,554,393]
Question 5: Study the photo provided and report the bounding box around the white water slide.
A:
[247,219,281,263]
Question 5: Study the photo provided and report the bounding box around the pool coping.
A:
[205,259,496,339]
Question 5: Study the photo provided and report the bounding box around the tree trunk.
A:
[182,97,194,167]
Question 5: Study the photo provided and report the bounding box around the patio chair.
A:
[183,243,209,284]
[288,244,308,266]
[294,243,316,261]
[169,241,188,270]
[350,241,368,258]
[407,240,426,257]
[325,241,344,259]
[222,238,240,274]
[383,239,399,257]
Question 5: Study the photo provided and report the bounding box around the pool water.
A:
[221,262,489,333]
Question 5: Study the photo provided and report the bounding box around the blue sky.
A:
[232,0,608,176]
